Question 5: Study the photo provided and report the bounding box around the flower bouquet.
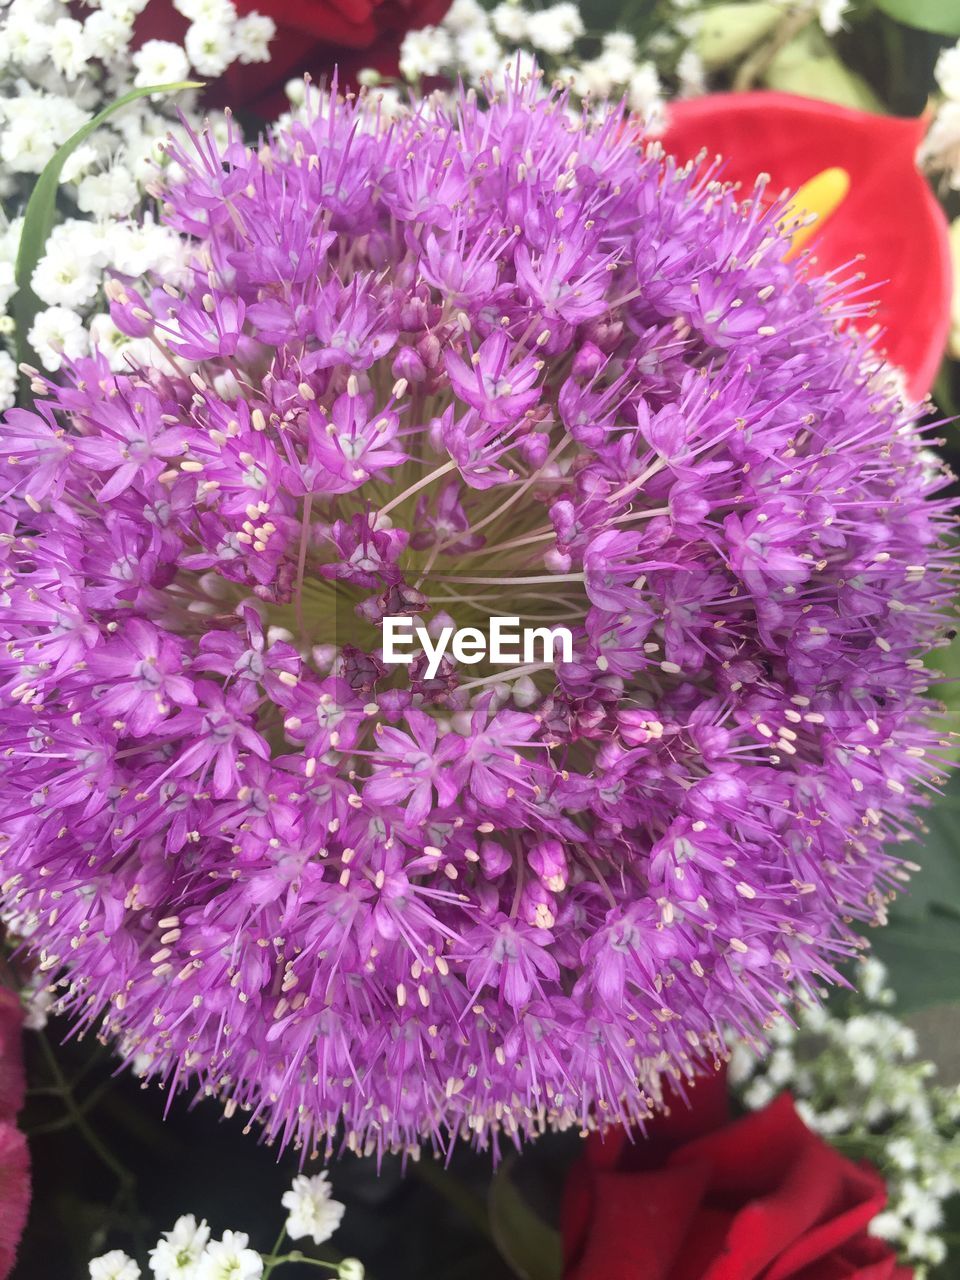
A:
[1,2,960,1279]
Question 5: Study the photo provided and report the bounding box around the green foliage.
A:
[488,1163,563,1280]
[12,81,200,373]
[765,26,885,109]
[873,0,960,37]
[694,2,782,69]
[869,916,960,1012]
[867,768,960,1010]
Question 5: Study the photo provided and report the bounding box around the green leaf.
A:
[488,1162,563,1280]
[874,0,960,36]
[887,775,960,923]
[868,916,960,1012]
[764,28,884,111]
[12,80,202,374]
[694,3,783,71]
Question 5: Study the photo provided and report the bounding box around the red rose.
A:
[660,92,952,400]
[135,0,451,116]
[562,1073,912,1280]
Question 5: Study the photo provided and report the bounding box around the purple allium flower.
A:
[0,74,955,1160]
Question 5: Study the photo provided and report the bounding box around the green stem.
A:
[36,1033,134,1191]
[733,7,814,90]
[27,1074,116,1136]
[262,1225,290,1280]
[262,1253,341,1272]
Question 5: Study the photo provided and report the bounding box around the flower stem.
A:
[378,459,457,518]
[261,1224,289,1280]
[733,8,814,91]
[262,1254,341,1272]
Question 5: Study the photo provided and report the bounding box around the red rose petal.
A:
[570,1164,713,1280]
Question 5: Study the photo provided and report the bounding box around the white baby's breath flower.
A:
[110,219,185,279]
[29,306,90,371]
[31,253,100,310]
[185,20,235,76]
[195,1232,262,1280]
[859,957,890,1003]
[132,39,191,88]
[726,1040,759,1086]
[84,9,137,61]
[869,1210,904,1241]
[338,1263,364,1280]
[285,77,308,106]
[61,143,102,185]
[175,0,237,21]
[817,0,851,35]
[102,0,152,13]
[765,1048,795,1088]
[0,93,91,174]
[90,1252,141,1280]
[526,3,584,56]
[457,27,503,84]
[2,11,53,68]
[887,1137,919,1171]
[491,1,528,43]
[0,351,17,412]
[282,1172,346,1246]
[851,1051,878,1088]
[627,62,662,116]
[743,1077,776,1110]
[443,0,488,33]
[811,1106,854,1136]
[603,31,637,60]
[234,13,275,63]
[676,47,706,96]
[399,25,453,79]
[900,1179,944,1233]
[77,167,141,219]
[936,44,960,100]
[149,1214,211,1280]
[924,101,960,186]
[50,16,92,80]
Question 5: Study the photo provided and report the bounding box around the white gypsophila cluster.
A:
[366,0,701,124]
[729,959,960,1278]
[921,39,960,189]
[0,0,277,406]
[90,1183,361,1280]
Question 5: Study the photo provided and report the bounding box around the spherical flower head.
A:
[281,1172,345,1245]
[0,73,954,1162]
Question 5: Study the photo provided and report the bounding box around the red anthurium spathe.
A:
[661,92,952,400]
